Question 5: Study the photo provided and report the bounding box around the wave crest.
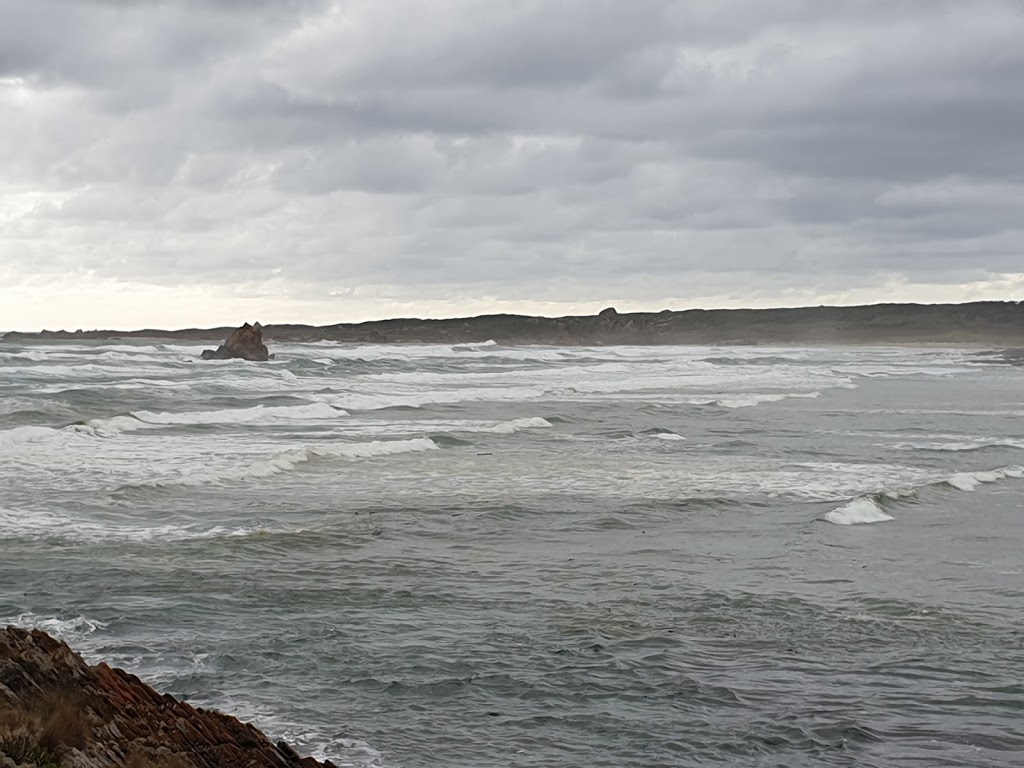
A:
[946,466,1024,491]
[822,497,895,526]
[822,465,1024,526]
[476,417,553,434]
[85,402,348,434]
[133,437,439,488]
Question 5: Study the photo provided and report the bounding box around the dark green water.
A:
[1,341,1022,766]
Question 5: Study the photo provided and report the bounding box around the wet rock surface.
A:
[0,627,334,768]
[200,322,271,361]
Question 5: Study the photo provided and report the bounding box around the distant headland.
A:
[3,301,1023,346]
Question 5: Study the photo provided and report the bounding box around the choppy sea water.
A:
[2,340,1023,767]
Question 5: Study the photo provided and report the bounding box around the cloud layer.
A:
[2,0,1023,329]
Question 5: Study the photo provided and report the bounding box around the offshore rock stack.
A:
[200,322,271,362]
[0,627,334,768]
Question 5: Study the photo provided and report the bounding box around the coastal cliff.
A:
[2,301,1023,346]
[0,627,334,768]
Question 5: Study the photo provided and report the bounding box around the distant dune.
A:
[3,301,1023,346]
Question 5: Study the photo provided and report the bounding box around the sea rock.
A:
[0,626,335,768]
[200,322,270,361]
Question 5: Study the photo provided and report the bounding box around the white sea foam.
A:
[85,402,347,434]
[82,415,150,436]
[35,378,195,395]
[0,349,48,362]
[306,437,438,460]
[945,466,1024,491]
[321,387,542,412]
[327,383,834,413]
[206,702,388,768]
[0,425,60,450]
[653,432,687,441]
[93,344,162,354]
[0,505,300,544]
[476,417,553,434]
[2,362,165,378]
[892,437,1024,452]
[133,402,346,425]
[822,464,1024,526]
[708,392,822,409]
[0,612,107,642]
[453,339,497,350]
[0,506,70,539]
[309,737,387,768]
[822,497,895,526]
[93,351,167,363]
[285,341,560,363]
[137,437,439,487]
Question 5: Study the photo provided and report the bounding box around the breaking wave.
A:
[452,340,497,351]
[821,465,1024,526]
[0,505,301,545]
[130,437,439,488]
[0,612,108,643]
[696,392,823,409]
[473,417,553,434]
[84,402,347,434]
[945,466,1024,491]
[822,497,896,526]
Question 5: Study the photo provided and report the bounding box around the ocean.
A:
[1,340,1022,767]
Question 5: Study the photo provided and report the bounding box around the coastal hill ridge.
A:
[3,301,1023,346]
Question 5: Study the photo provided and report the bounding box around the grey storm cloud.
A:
[2,0,1023,313]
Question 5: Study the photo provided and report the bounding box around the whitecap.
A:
[85,402,347,434]
[81,415,150,436]
[821,464,1024,525]
[711,392,822,409]
[822,497,895,526]
[306,437,438,460]
[653,433,687,441]
[452,339,497,351]
[474,417,553,434]
[135,437,439,487]
[945,466,1024,491]
[133,402,346,425]
[0,505,302,544]
[892,438,1024,452]
[0,349,48,362]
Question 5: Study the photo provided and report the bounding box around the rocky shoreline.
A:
[0,627,334,768]
[2,301,1023,347]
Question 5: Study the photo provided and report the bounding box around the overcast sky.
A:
[2,0,1023,330]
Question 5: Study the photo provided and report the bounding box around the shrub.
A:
[0,691,92,767]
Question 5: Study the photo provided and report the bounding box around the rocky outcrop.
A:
[0,626,335,768]
[200,322,270,361]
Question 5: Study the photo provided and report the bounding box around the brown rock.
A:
[0,626,336,768]
[200,322,271,362]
